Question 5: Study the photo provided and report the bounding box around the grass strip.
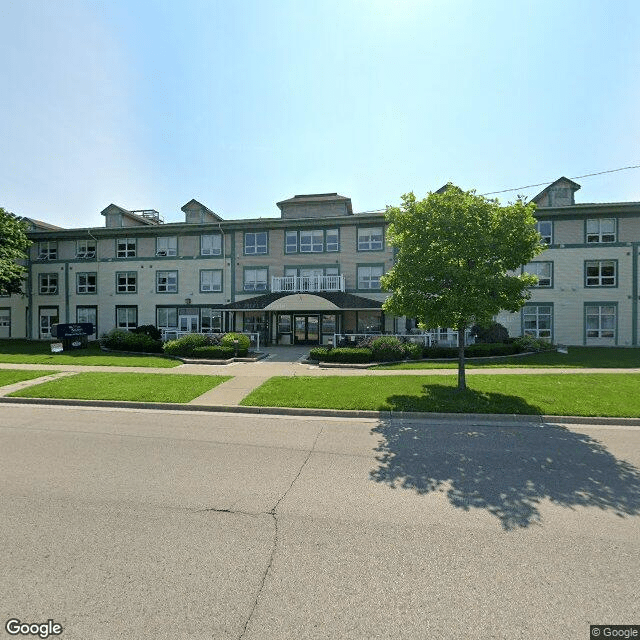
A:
[0,340,179,368]
[0,370,58,387]
[8,372,232,403]
[374,347,640,370]
[240,373,640,417]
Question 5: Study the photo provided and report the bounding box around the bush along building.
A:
[2,177,638,347]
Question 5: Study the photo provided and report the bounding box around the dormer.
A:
[531,177,581,208]
[101,204,162,228]
[21,218,64,232]
[181,199,223,224]
[276,193,353,219]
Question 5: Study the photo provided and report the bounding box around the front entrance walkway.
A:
[257,345,312,363]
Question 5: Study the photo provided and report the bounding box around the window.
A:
[116,306,137,330]
[76,272,97,294]
[525,262,552,287]
[586,261,616,287]
[357,312,382,333]
[38,241,57,260]
[157,307,178,330]
[244,232,267,255]
[300,230,324,253]
[536,221,553,245]
[201,234,222,256]
[200,269,222,292]
[523,305,552,340]
[116,271,137,293]
[201,308,222,332]
[285,231,298,254]
[117,238,136,258]
[586,305,616,340]
[358,227,383,251]
[357,265,383,289]
[76,240,96,258]
[38,273,58,295]
[156,270,178,293]
[244,268,268,291]
[586,218,616,243]
[156,236,177,256]
[326,229,339,252]
[76,306,97,337]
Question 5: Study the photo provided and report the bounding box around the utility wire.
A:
[358,164,640,213]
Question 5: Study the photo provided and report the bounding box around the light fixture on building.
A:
[185,298,191,305]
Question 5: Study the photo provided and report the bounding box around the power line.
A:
[358,164,640,213]
[480,164,640,196]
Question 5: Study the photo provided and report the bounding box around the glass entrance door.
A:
[294,315,320,344]
[178,314,199,333]
[39,308,59,340]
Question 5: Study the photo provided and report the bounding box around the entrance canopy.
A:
[264,294,339,311]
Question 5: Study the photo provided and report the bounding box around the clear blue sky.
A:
[2,0,639,228]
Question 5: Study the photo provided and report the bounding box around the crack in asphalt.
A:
[238,423,325,640]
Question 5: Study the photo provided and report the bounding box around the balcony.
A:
[271,275,345,293]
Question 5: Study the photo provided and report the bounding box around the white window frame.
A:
[326,228,339,252]
[157,307,178,330]
[285,231,298,254]
[585,260,616,287]
[156,236,177,257]
[116,306,137,330]
[523,305,552,340]
[244,268,268,291]
[38,241,57,260]
[300,230,324,253]
[244,232,268,255]
[200,269,222,292]
[200,308,222,332]
[357,265,383,290]
[586,218,616,243]
[117,238,137,258]
[536,221,553,245]
[586,305,616,339]
[525,262,552,288]
[358,227,383,251]
[201,234,222,256]
[76,272,97,294]
[76,239,96,258]
[156,270,178,293]
[116,271,137,293]
[38,273,58,295]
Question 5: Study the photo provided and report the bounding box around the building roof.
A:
[228,292,383,311]
[21,217,65,231]
[100,204,161,225]
[276,193,354,215]
[180,199,223,220]
[531,176,581,204]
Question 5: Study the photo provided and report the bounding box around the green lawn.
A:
[240,373,640,417]
[0,370,58,387]
[374,347,640,370]
[0,340,179,367]
[8,372,232,403]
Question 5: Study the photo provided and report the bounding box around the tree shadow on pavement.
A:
[370,407,640,531]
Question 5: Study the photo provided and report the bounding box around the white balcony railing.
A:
[271,275,345,293]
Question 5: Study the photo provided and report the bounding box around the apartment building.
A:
[2,178,638,347]
[2,193,395,346]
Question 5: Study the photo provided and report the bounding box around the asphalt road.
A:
[1,404,639,640]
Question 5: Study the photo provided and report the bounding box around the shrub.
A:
[465,343,519,357]
[471,321,509,344]
[403,342,422,360]
[101,329,163,353]
[163,333,209,356]
[423,345,459,359]
[132,324,162,341]
[513,335,555,352]
[191,346,235,359]
[310,347,373,363]
[371,336,405,362]
[221,332,251,354]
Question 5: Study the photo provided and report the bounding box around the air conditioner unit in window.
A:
[76,252,87,259]
[38,253,50,260]
[156,250,167,256]
[86,251,95,258]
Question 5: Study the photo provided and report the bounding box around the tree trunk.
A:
[457,326,466,391]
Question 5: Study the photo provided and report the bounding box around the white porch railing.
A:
[160,331,260,352]
[271,275,345,293]
[332,330,475,348]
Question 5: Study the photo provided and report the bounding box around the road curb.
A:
[1,396,639,426]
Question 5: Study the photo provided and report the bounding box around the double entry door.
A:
[294,315,319,344]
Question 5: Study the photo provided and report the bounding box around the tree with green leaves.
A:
[381,185,545,390]
[0,207,31,296]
